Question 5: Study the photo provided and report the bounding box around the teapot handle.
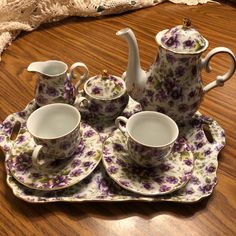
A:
[201,47,236,93]
[68,62,89,89]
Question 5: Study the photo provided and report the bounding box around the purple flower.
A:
[71,159,81,168]
[116,158,127,168]
[166,176,178,184]
[195,131,205,140]
[166,54,176,64]
[184,159,193,166]
[199,184,213,194]
[2,121,12,130]
[46,87,59,97]
[0,136,4,142]
[86,151,95,157]
[154,176,164,184]
[183,40,194,48]
[70,169,83,177]
[52,175,68,187]
[89,102,101,112]
[16,135,26,144]
[83,161,92,168]
[103,146,110,155]
[188,90,196,98]
[31,172,42,178]
[159,185,171,192]
[196,142,204,149]
[180,57,190,63]
[147,76,154,83]
[59,141,71,150]
[17,111,26,118]
[204,149,212,156]
[165,35,179,48]
[92,86,102,95]
[155,89,168,102]
[119,180,130,187]
[185,189,194,195]
[37,83,45,93]
[83,130,95,138]
[171,87,182,99]
[105,104,116,113]
[164,78,175,93]
[175,66,185,78]
[105,156,113,163]
[36,95,47,105]
[113,143,124,152]
[206,165,216,173]
[108,166,118,174]
[143,182,152,190]
[159,163,172,171]
[178,104,189,112]
[190,176,201,185]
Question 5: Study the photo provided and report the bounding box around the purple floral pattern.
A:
[77,75,129,121]
[140,47,204,124]
[102,129,194,196]
[160,25,206,53]
[7,122,102,191]
[35,73,76,107]
[1,99,226,203]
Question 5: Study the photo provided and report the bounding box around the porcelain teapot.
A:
[117,19,236,123]
[27,60,89,106]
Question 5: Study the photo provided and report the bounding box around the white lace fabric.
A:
[0,0,216,58]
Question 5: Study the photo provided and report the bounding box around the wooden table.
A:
[0,1,235,235]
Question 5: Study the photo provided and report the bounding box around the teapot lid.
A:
[85,70,125,99]
[156,18,208,54]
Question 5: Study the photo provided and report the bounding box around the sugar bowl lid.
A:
[156,18,208,54]
[85,70,126,99]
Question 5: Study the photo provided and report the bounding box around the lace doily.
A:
[0,0,217,59]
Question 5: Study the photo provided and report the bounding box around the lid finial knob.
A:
[183,18,191,28]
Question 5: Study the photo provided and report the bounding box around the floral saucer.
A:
[102,129,194,196]
[6,122,102,191]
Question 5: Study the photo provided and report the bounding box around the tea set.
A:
[0,19,235,202]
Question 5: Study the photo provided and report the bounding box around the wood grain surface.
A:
[0,2,236,236]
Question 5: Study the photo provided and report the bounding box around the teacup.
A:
[115,111,179,167]
[76,70,129,120]
[26,103,81,166]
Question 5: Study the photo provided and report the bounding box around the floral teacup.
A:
[76,70,129,120]
[26,103,81,166]
[115,111,179,167]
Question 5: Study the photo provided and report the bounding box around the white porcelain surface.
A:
[115,111,179,167]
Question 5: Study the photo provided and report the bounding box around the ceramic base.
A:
[102,131,194,196]
[6,122,102,191]
[0,98,225,203]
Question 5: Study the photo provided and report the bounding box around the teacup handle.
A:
[115,116,128,134]
[201,47,236,93]
[32,144,45,166]
[68,62,89,89]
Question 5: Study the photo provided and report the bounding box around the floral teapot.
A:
[116,19,236,123]
[27,60,89,106]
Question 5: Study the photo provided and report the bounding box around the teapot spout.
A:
[116,28,147,101]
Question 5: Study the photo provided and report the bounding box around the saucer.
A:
[102,129,194,196]
[7,122,102,191]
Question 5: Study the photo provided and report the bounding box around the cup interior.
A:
[27,103,81,139]
[41,61,67,76]
[127,111,179,147]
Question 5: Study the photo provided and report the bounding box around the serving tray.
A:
[0,98,225,203]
